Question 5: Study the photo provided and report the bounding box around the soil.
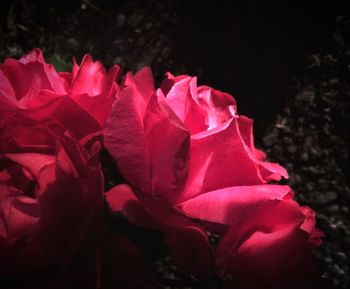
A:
[0,1,349,288]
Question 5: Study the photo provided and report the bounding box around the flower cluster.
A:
[0,49,326,289]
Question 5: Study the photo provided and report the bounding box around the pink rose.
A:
[105,69,287,204]
[104,68,323,285]
[0,113,103,277]
[0,49,120,143]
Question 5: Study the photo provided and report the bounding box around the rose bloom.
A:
[0,112,103,277]
[0,49,120,144]
[103,68,325,286]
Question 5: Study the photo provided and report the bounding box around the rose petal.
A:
[5,153,55,178]
[161,74,207,133]
[144,90,190,203]
[106,185,214,278]
[70,54,119,97]
[28,96,103,142]
[220,225,320,289]
[179,118,262,201]
[70,92,116,127]
[0,184,39,244]
[105,185,156,229]
[104,86,151,192]
[237,115,288,180]
[196,85,237,128]
[133,66,155,97]
[0,69,17,110]
[216,199,322,288]
[177,185,292,225]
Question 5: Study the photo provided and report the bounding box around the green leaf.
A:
[48,53,72,72]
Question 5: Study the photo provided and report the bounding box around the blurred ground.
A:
[0,1,349,288]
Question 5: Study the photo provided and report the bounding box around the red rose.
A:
[0,113,103,276]
[0,49,120,143]
[104,68,322,284]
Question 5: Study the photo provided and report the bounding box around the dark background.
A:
[0,1,349,288]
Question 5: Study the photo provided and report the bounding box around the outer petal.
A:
[105,184,156,229]
[104,86,151,192]
[0,70,17,110]
[105,185,214,278]
[237,115,288,181]
[216,199,323,289]
[105,86,190,203]
[26,96,103,144]
[133,66,155,98]
[177,185,292,225]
